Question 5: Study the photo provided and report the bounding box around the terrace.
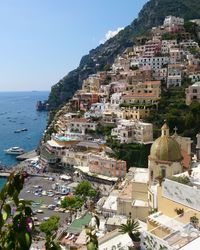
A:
[147,210,200,249]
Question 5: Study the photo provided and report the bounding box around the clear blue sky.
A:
[0,0,148,91]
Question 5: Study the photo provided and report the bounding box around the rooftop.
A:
[129,167,149,183]
[68,213,92,234]
[103,194,118,211]
[192,81,200,87]
[74,166,118,182]
[148,210,200,249]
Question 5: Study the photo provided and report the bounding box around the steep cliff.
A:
[47,0,200,109]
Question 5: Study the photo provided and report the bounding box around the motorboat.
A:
[21,128,28,132]
[4,147,25,155]
[14,130,21,133]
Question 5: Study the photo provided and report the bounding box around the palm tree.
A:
[85,226,98,250]
[119,219,141,247]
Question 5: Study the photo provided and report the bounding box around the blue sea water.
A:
[0,177,6,190]
[0,91,49,168]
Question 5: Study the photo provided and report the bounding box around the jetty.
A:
[16,150,38,161]
[0,172,10,177]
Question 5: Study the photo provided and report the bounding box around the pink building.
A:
[88,153,127,178]
[186,82,200,105]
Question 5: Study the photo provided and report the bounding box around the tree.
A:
[119,219,140,243]
[61,196,84,210]
[85,227,98,250]
[75,181,97,198]
[40,216,61,250]
[0,172,34,250]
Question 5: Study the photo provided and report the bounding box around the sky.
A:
[0,0,148,91]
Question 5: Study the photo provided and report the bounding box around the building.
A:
[186,82,200,105]
[131,56,174,70]
[117,168,149,221]
[110,93,123,108]
[153,68,167,81]
[196,134,200,161]
[161,40,177,55]
[121,106,151,120]
[143,39,162,57]
[88,152,127,178]
[163,16,184,27]
[84,103,106,118]
[127,69,153,84]
[111,119,153,144]
[82,74,101,93]
[146,167,200,250]
[125,81,161,98]
[148,123,183,185]
[70,92,99,111]
[167,64,183,88]
[188,73,200,83]
[169,48,185,63]
[122,92,160,107]
[68,118,97,134]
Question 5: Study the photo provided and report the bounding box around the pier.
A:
[16,150,38,161]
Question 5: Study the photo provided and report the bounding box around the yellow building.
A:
[117,168,149,221]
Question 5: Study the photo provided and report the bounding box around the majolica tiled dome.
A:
[150,123,183,162]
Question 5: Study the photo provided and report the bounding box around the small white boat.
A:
[4,147,24,155]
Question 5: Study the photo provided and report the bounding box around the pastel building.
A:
[122,93,160,106]
[125,81,161,98]
[88,152,127,178]
[167,64,183,88]
[186,82,200,105]
[131,56,174,70]
[111,119,153,144]
[68,118,97,134]
[163,16,184,27]
[117,168,149,221]
[82,74,101,93]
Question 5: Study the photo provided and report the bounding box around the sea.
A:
[0,91,49,189]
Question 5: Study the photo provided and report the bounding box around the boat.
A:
[4,147,25,155]
[21,128,28,132]
[14,130,21,133]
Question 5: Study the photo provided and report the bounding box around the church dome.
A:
[150,123,183,162]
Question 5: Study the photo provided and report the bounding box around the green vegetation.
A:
[88,124,116,137]
[146,85,200,139]
[119,103,156,108]
[171,175,191,185]
[85,227,99,250]
[0,172,34,250]
[0,172,61,250]
[47,0,200,110]
[119,219,141,244]
[107,137,151,168]
[61,196,84,210]
[40,216,61,250]
[75,181,97,199]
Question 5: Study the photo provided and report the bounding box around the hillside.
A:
[47,0,200,109]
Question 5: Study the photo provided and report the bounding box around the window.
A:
[161,168,166,178]
[193,89,197,93]
[151,170,153,180]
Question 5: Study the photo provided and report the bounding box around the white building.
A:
[161,40,177,54]
[131,56,175,70]
[110,93,123,109]
[68,118,97,134]
[163,16,184,27]
[186,81,200,105]
[167,64,183,88]
[84,102,106,118]
[111,119,153,144]
[189,73,200,83]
